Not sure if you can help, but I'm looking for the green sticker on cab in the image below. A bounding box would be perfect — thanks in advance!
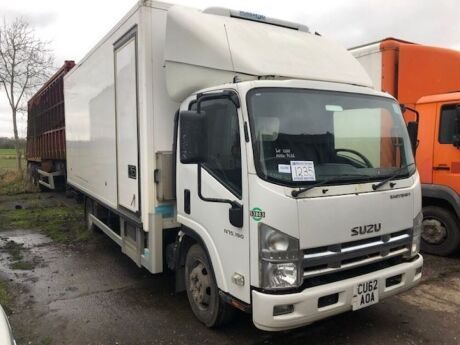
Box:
[250,207,265,221]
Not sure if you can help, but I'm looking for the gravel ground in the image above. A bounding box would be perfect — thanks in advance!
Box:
[0,193,459,345]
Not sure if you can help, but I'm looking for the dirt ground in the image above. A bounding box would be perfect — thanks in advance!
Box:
[1,192,460,345]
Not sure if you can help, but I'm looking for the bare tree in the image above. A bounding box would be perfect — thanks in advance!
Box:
[0,18,54,177]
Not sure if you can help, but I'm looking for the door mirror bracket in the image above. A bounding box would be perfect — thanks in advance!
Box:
[196,165,243,228]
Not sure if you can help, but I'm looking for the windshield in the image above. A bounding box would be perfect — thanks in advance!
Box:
[247,88,415,186]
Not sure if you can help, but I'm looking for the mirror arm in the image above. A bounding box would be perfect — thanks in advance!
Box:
[197,165,241,208]
[402,105,420,123]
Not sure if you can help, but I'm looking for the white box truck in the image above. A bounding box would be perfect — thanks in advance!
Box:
[65,1,423,331]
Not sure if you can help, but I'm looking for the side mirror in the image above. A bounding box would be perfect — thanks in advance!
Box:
[179,110,206,164]
[407,121,418,154]
[401,105,420,156]
[229,203,243,228]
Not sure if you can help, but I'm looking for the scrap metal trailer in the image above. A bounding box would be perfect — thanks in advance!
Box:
[26,60,75,190]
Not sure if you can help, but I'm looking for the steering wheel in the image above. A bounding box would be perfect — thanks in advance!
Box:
[335,148,373,168]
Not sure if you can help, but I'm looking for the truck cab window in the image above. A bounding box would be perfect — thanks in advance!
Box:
[196,98,242,198]
[248,89,414,186]
[439,105,458,144]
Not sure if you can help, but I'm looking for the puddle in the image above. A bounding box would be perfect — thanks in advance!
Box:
[0,229,53,247]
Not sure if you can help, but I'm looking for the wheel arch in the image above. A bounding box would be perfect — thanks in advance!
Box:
[174,225,228,294]
[422,184,460,220]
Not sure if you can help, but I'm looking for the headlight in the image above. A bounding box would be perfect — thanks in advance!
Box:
[410,211,423,257]
[259,224,301,289]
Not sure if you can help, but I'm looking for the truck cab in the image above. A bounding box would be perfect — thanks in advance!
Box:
[175,78,423,330]
[415,92,460,255]
[351,38,460,256]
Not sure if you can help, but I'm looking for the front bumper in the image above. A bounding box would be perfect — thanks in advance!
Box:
[252,254,423,331]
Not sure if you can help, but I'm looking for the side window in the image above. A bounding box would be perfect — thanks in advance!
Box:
[439,105,457,144]
[199,98,242,198]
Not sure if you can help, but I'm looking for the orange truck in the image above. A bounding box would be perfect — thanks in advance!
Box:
[351,38,460,256]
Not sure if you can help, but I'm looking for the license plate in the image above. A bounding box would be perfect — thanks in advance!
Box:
[352,279,379,311]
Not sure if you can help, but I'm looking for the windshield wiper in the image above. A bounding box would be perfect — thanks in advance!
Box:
[371,163,416,191]
[291,174,370,197]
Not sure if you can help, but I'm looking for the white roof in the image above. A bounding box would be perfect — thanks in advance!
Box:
[164,5,373,101]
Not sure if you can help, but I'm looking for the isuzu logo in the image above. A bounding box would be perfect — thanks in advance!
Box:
[351,223,382,236]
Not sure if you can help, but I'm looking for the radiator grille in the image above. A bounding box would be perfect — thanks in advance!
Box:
[302,229,412,279]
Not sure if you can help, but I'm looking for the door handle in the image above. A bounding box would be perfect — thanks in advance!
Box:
[433,165,450,171]
[130,194,136,206]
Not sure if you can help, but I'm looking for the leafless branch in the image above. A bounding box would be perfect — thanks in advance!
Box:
[0,17,54,175]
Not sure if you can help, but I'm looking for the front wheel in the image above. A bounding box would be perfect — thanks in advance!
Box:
[421,206,460,256]
[185,244,234,327]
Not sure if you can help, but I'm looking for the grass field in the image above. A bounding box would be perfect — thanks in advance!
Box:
[0,148,16,156]
[0,148,25,173]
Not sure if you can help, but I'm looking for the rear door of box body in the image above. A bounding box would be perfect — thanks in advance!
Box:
[114,28,140,214]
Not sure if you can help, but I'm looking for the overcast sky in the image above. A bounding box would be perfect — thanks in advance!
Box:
[1,0,460,137]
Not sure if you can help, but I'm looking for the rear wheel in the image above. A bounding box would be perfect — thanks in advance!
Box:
[421,205,460,256]
[185,244,234,327]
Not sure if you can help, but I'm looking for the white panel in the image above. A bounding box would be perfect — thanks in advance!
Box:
[64,32,118,209]
[350,43,382,90]
[297,181,416,249]
[115,39,139,212]
[65,8,141,211]
[164,6,373,102]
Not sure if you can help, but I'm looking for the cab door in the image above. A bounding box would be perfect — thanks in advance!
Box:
[176,93,250,303]
[432,102,460,194]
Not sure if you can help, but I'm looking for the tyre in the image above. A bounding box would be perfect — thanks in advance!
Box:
[85,198,95,232]
[185,244,234,327]
[421,205,460,256]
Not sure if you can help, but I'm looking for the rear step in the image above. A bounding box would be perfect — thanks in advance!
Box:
[88,213,143,268]
[121,220,143,267]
